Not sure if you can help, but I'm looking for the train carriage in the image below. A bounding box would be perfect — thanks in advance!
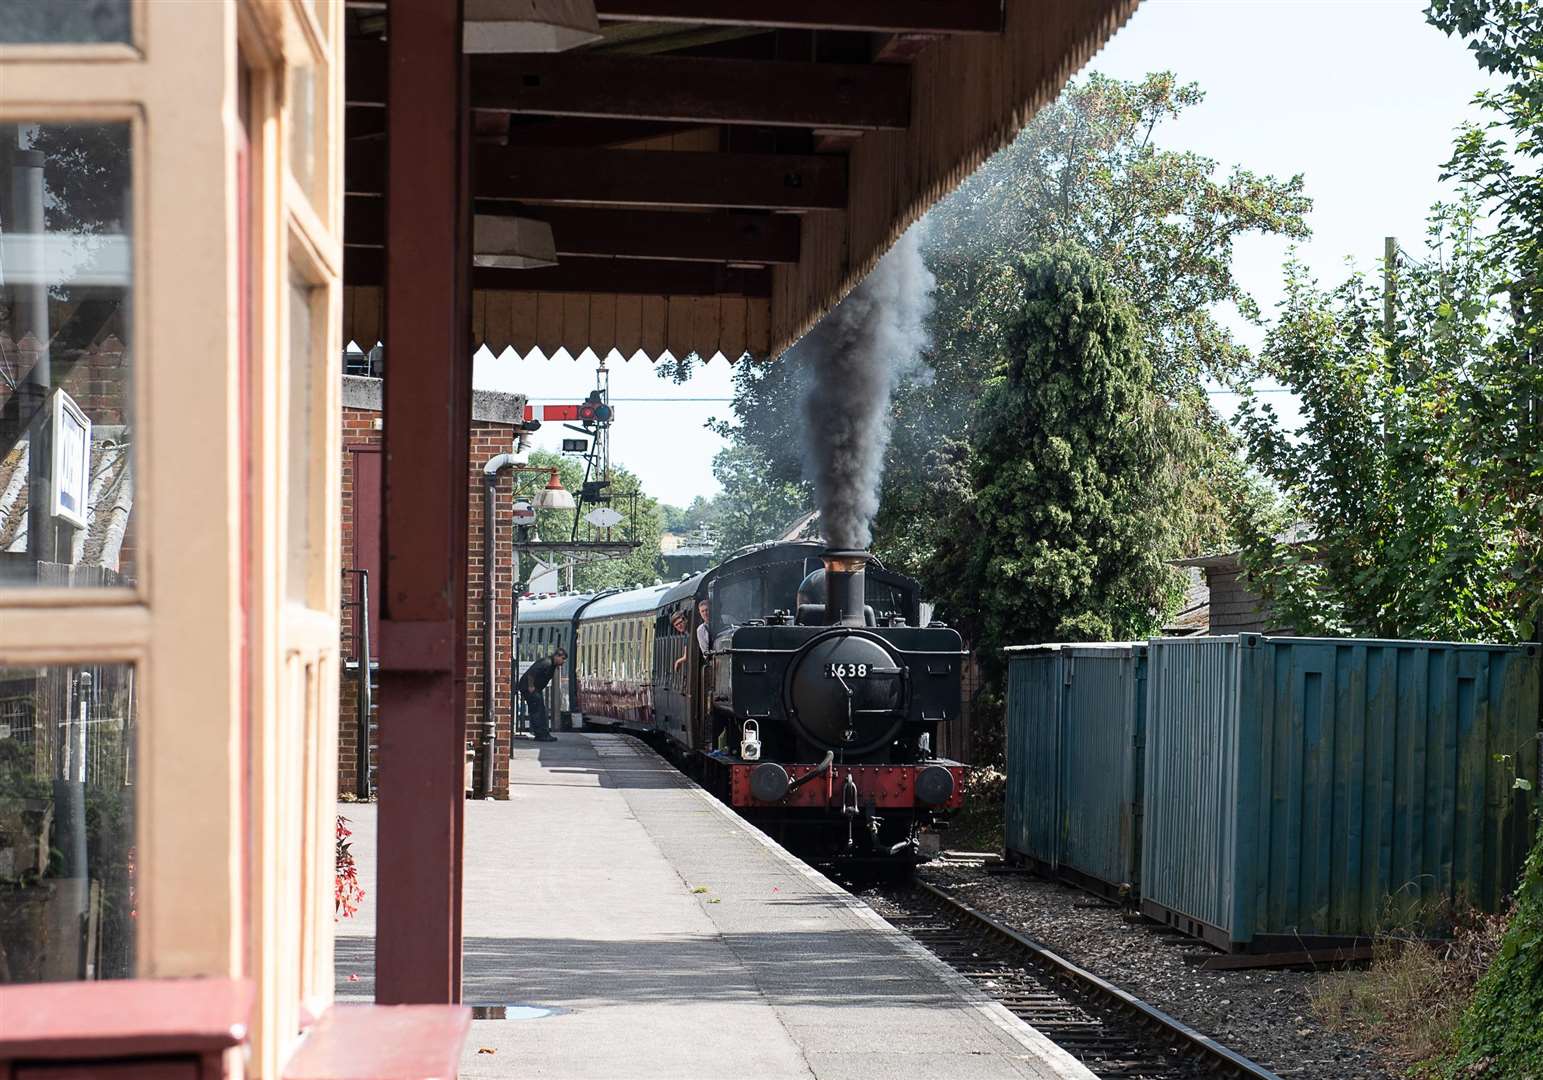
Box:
[573,583,674,731]
[515,592,595,730]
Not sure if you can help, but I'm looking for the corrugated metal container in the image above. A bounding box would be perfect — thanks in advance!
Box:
[1141,634,1541,950]
[1005,644,1147,897]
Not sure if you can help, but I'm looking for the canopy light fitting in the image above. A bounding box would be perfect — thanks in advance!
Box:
[473,214,558,270]
[463,0,601,54]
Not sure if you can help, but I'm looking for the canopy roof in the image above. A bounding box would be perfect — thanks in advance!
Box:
[342,0,1140,362]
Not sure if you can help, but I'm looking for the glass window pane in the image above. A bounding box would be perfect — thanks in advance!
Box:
[0,122,135,590]
[0,0,130,45]
[287,276,317,602]
[0,662,136,983]
[287,60,329,213]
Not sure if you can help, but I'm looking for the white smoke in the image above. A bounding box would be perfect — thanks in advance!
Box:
[795,224,935,549]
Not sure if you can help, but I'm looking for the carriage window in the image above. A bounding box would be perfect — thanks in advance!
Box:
[763,559,817,613]
[713,574,762,631]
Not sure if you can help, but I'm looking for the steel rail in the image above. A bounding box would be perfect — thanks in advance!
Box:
[902,881,1284,1080]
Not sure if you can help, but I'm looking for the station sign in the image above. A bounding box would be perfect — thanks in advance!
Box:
[51,388,91,528]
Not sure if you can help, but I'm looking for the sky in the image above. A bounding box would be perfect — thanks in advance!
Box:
[473,0,1498,509]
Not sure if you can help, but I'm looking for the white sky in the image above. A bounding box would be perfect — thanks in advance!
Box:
[473,0,1497,508]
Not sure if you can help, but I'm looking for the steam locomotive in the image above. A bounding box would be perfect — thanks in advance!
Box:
[516,540,967,873]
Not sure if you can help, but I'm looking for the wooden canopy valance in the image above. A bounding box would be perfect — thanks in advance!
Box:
[343,286,768,361]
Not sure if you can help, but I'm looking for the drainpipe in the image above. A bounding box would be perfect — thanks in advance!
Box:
[481,452,518,798]
[13,149,53,563]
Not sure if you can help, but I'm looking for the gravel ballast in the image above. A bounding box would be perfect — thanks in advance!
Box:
[868,861,1397,1080]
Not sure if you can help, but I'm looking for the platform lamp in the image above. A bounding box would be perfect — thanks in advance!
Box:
[464,0,601,53]
[532,466,576,510]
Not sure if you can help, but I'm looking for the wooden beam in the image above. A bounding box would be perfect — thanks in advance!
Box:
[347,109,706,150]
[478,145,846,210]
[346,247,772,296]
[348,43,910,130]
[346,142,846,210]
[470,54,909,129]
[346,197,800,264]
[593,0,1005,34]
[342,0,1004,33]
[502,117,705,149]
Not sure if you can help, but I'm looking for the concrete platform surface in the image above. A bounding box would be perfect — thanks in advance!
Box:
[336,733,1093,1080]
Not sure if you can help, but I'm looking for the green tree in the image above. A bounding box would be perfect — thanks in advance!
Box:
[924,73,1310,395]
[697,73,1310,585]
[659,494,718,536]
[1234,205,1526,641]
[943,245,1186,683]
[1427,0,1542,638]
[703,443,807,558]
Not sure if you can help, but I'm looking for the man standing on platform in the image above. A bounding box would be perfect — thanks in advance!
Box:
[518,648,565,744]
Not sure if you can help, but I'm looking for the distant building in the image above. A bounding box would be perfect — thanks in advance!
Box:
[661,526,716,578]
[1168,533,1312,635]
[1167,552,1276,634]
[777,509,822,543]
[1161,565,1212,636]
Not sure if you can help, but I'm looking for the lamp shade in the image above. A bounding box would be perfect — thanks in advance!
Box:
[473,214,558,270]
[464,0,602,54]
[534,471,576,510]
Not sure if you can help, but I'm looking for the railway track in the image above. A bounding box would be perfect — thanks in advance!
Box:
[878,881,1282,1080]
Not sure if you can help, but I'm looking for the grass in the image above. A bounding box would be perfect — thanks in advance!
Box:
[1309,907,1508,1075]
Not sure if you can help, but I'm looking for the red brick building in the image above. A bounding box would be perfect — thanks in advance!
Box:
[338,376,528,800]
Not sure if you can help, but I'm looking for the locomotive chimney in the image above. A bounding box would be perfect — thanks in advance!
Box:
[821,549,870,627]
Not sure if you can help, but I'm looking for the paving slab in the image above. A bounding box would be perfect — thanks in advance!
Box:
[336,733,1093,1080]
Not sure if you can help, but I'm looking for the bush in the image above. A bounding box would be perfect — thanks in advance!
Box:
[947,765,1007,854]
[1440,822,1543,1078]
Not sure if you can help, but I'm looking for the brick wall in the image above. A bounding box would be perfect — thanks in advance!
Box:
[337,406,381,798]
[337,394,523,800]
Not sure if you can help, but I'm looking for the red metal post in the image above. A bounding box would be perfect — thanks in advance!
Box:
[376,0,471,1003]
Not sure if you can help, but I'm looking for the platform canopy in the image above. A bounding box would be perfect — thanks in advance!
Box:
[341,0,1140,362]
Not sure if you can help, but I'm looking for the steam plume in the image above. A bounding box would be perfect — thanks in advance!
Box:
[795,224,935,549]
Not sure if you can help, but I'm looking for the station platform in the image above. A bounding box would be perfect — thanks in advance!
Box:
[335,733,1092,1080]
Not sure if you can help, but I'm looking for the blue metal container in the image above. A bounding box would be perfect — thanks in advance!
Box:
[1005,644,1147,897]
[1141,634,1541,950]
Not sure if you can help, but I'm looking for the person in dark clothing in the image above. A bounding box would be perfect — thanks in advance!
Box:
[519,648,566,743]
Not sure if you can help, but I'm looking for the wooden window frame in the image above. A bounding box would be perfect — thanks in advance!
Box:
[0,1,343,1076]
